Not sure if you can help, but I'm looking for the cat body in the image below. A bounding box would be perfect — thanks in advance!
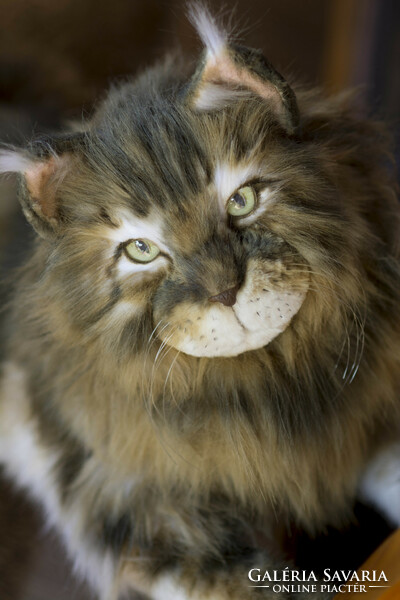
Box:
[0,7,400,599]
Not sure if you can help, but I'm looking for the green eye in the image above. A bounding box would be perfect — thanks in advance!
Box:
[227,185,256,217]
[124,239,160,263]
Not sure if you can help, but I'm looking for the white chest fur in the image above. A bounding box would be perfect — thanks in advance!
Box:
[0,361,116,599]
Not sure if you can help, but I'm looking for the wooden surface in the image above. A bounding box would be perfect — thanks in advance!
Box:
[335,529,400,599]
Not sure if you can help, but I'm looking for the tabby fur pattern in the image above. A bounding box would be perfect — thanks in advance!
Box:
[0,5,399,600]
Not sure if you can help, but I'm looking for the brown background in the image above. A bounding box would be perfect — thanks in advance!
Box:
[0,0,398,121]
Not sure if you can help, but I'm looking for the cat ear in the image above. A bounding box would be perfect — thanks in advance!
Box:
[186,4,299,134]
[0,141,74,238]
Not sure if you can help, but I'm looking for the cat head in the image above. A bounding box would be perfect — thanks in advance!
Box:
[0,5,392,365]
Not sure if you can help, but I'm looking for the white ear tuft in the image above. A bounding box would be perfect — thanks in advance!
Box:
[0,150,33,174]
[188,3,227,59]
[186,5,299,132]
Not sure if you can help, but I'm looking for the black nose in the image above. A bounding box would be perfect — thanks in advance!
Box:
[209,285,239,307]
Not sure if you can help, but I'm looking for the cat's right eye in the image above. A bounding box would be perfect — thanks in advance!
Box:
[124,239,160,263]
[227,186,256,217]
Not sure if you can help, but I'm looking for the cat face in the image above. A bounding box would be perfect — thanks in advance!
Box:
[96,117,310,358]
[1,21,352,362]
[31,95,324,361]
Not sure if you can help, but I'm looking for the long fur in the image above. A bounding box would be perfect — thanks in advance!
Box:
[0,7,399,600]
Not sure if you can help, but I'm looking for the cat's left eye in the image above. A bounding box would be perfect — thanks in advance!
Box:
[227,186,256,217]
[124,239,160,263]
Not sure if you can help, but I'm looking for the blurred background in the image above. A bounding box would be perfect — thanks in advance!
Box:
[0,0,399,598]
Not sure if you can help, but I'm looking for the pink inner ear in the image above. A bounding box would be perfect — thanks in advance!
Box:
[198,51,284,118]
[25,157,59,220]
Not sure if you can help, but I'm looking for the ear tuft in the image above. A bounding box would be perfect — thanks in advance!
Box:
[0,150,33,176]
[0,148,70,238]
[187,2,227,59]
[186,5,299,134]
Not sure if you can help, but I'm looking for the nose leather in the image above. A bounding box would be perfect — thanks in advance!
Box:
[209,285,239,307]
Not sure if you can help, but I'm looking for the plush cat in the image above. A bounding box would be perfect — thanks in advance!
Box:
[0,5,399,599]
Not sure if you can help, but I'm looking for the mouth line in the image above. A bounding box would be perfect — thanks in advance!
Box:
[232,306,248,332]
